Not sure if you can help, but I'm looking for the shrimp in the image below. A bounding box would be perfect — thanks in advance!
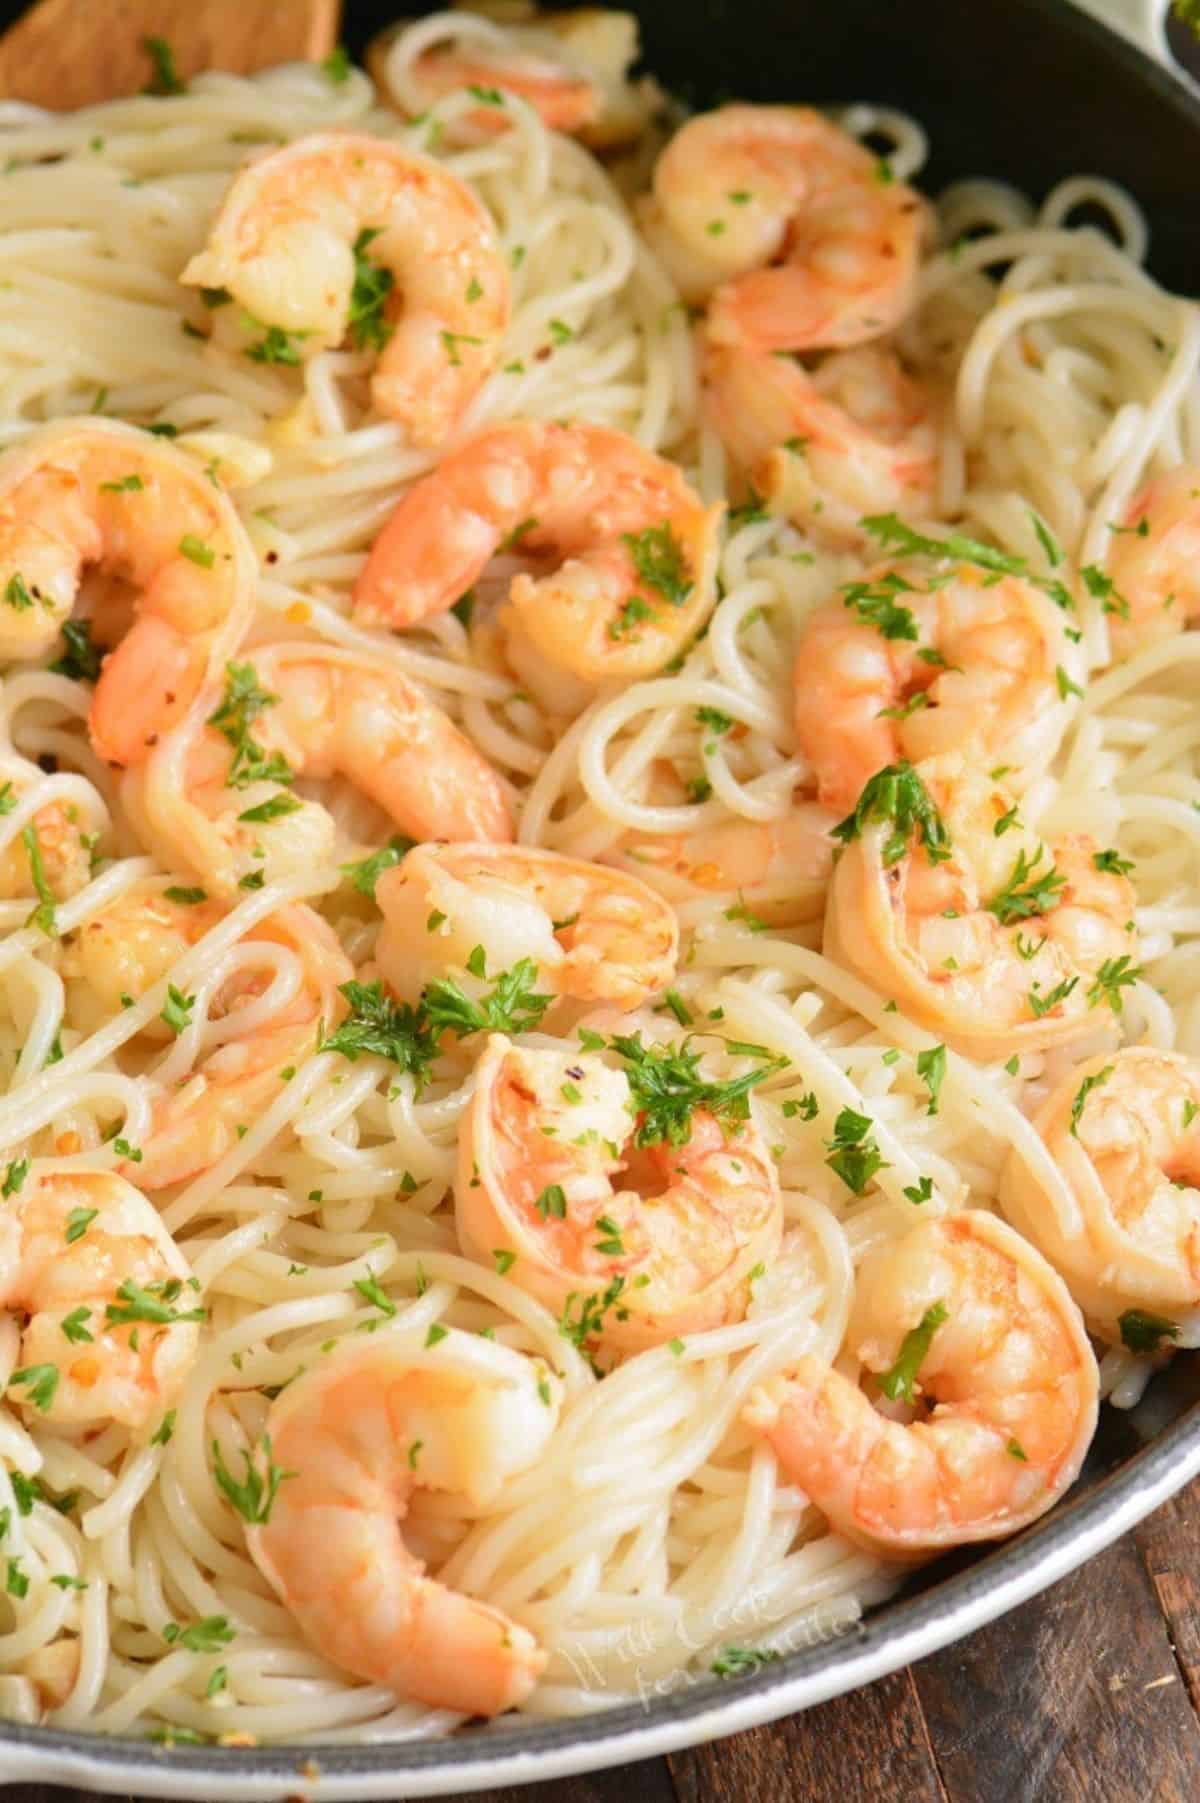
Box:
[1001,1048,1200,1346]
[375,842,677,1013]
[352,420,723,684]
[824,753,1139,1059]
[0,1166,200,1434]
[744,1210,1097,1556]
[1105,465,1200,655]
[793,557,1078,814]
[370,9,649,149]
[122,643,512,896]
[643,106,930,351]
[0,796,91,906]
[612,803,836,927]
[69,886,352,1187]
[245,1329,559,1716]
[458,1033,782,1357]
[181,133,510,447]
[702,339,940,547]
[0,419,255,766]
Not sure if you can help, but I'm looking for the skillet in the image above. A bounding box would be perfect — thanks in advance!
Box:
[0,0,1198,1792]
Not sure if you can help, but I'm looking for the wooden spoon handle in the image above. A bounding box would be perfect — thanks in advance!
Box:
[0,0,343,110]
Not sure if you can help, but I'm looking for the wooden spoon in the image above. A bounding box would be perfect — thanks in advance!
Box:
[0,0,342,110]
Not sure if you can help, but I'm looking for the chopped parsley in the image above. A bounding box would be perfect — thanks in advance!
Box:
[609,595,654,640]
[161,985,195,1035]
[64,1205,96,1242]
[916,1044,947,1115]
[621,522,692,605]
[321,44,351,82]
[423,958,553,1039]
[1069,1064,1113,1136]
[841,568,919,641]
[986,848,1065,925]
[105,1279,206,1328]
[879,1301,948,1403]
[22,825,58,937]
[207,663,292,791]
[237,794,301,824]
[50,619,103,682]
[211,1434,293,1524]
[711,1646,781,1679]
[1118,1310,1180,1354]
[179,534,214,569]
[246,324,303,366]
[353,1274,396,1319]
[340,835,414,900]
[559,1276,628,1352]
[142,34,185,95]
[9,1365,59,1411]
[1093,848,1134,877]
[1087,954,1142,1014]
[825,1106,888,1195]
[3,573,36,612]
[609,1030,780,1149]
[321,980,439,1084]
[832,761,951,869]
[535,1184,567,1220]
[348,227,395,353]
[2,1157,28,1198]
[1028,975,1079,1019]
[162,1615,234,1654]
[440,329,484,367]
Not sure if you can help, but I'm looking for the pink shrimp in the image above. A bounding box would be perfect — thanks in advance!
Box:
[645,105,930,352]
[181,133,510,446]
[745,1211,1098,1556]
[353,420,722,684]
[122,643,512,895]
[0,419,255,766]
[703,338,940,546]
[245,1330,559,1715]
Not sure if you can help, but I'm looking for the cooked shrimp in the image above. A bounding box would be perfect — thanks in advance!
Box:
[181,133,510,446]
[1002,1048,1200,1345]
[372,24,596,136]
[824,753,1139,1059]
[353,420,722,684]
[70,887,352,1188]
[612,802,836,927]
[0,420,255,766]
[1105,464,1200,655]
[703,339,940,547]
[123,643,512,895]
[744,1210,1097,1556]
[644,106,929,351]
[458,1033,782,1356]
[0,795,91,905]
[0,1166,200,1433]
[375,842,677,1012]
[371,9,647,148]
[245,1329,559,1716]
[794,558,1078,814]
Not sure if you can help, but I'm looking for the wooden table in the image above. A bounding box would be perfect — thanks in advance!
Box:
[5,1473,1199,1803]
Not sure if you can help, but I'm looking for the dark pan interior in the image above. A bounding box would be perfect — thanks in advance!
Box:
[0,0,1198,1788]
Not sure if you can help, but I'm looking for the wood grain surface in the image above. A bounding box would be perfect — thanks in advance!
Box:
[0,0,339,109]
[5,1474,1199,1802]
